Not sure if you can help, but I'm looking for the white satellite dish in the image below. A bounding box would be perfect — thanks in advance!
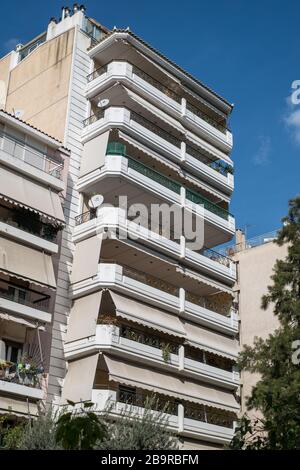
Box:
[97,98,110,108]
[88,194,104,209]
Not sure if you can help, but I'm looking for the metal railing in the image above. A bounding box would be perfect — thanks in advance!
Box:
[132,65,181,103]
[85,59,228,133]
[0,132,63,179]
[185,290,233,317]
[87,64,108,82]
[199,246,232,268]
[75,209,97,226]
[130,111,181,148]
[0,279,50,312]
[118,389,234,428]
[185,187,230,220]
[83,109,105,127]
[107,141,230,221]
[120,325,179,355]
[0,360,43,389]
[186,143,233,176]
[186,101,227,134]
[122,265,180,296]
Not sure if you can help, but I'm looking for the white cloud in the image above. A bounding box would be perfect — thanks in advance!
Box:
[283,88,300,144]
[253,136,271,166]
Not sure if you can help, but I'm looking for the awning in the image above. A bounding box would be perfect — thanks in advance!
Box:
[80,131,110,177]
[66,291,103,342]
[0,166,65,223]
[0,236,56,288]
[107,290,185,338]
[0,312,45,330]
[103,354,239,412]
[184,321,238,360]
[176,265,233,295]
[134,49,182,85]
[117,130,180,173]
[124,86,185,134]
[186,132,233,166]
[117,133,228,203]
[71,235,103,284]
[62,353,99,403]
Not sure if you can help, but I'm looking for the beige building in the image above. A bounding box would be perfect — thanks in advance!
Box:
[0,109,69,416]
[233,229,287,416]
[0,5,239,448]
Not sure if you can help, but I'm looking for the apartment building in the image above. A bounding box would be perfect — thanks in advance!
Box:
[0,5,239,448]
[0,109,69,416]
[233,230,287,417]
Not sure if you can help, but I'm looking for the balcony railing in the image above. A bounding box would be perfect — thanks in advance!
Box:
[0,279,50,312]
[83,109,105,127]
[0,360,43,389]
[118,389,234,428]
[0,203,61,242]
[75,209,97,226]
[87,64,108,82]
[86,60,228,134]
[199,247,231,269]
[0,132,63,179]
[186,143,233,176]
[185,291,233,318]
[122,265,180,296]
[130,111,181,148]
[132,65,181,104]
[107,142,231,220]
[186,101,227,134]
[120,325,179,355]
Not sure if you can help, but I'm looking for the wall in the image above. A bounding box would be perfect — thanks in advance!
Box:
[5,29,74,141]
[0,52,13,109]
[235,241,287,416]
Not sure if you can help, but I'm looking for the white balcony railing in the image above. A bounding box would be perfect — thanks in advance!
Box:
[91,389,235,445]
[65,324,239,389]
[73,206,236,285]
[81,105,233,195]
[71,263,238,336]
[85,61,233,154]
[77,151,235,240]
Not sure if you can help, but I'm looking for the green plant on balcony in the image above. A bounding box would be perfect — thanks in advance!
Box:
[161,343,172,363]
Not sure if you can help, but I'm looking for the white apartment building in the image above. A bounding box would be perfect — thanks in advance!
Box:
[0,5,239,449]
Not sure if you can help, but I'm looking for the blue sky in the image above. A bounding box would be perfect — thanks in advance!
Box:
[1,0,299,239]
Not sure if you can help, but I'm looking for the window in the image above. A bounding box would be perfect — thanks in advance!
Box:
[4,340,23,364]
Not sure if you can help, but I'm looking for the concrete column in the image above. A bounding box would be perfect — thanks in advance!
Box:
[0,340,6,360]
[178,403,184,433]
[181,97,187,116]
[179,287,185,313]
[180,141,186,162]
[180,186,186,207]
[180,235,185,259]
[178,344,184,371]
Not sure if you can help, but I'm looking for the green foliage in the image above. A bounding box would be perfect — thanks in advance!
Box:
[97,396,179,450]
[55,401,107,450]
[231,197,300,450]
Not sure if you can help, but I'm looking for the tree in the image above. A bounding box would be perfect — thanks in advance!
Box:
[230,196,300,450]
[55,401,107,450]
[97,397,179,450]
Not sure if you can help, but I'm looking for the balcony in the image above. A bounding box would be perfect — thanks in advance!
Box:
[71,263,238,336]
[77,150,235,245]
[0,278,52,323]
[91,388,235,444]
[0,202,60,253]
[85,61,233,153]
[0,131,64,191]
[73,206,236,285]
[81,106,233,195]
[65,323,239,389]
[0,359,44,400]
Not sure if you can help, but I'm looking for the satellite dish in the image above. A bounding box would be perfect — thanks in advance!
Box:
[97,98,110,108]
[88,194,104,209]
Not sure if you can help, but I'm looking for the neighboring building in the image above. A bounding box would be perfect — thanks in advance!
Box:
[0,5,239,448]
[0,109,69,417]
[233,229,288,417]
